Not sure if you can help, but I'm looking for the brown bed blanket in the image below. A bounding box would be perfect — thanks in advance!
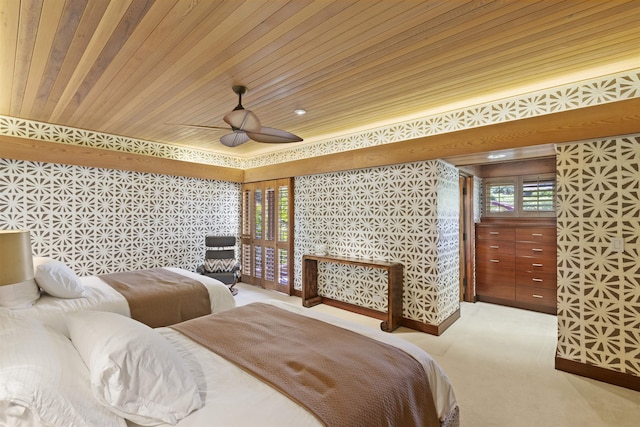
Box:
[99,268,211,328]
[171,302,440,427]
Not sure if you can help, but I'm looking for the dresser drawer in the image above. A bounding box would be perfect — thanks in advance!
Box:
[516,256,556,275]
[516,242,557,258]
[476,226,515,242]
[515,270,556,289]
[476,241,515,259]
[476,257,515,300]
[516,286,556,308]
[515,227,556,243]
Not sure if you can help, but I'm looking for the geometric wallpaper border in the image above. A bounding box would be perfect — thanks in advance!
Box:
[1,69,639,169]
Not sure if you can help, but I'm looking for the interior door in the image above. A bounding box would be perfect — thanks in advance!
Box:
[241,178,293,294]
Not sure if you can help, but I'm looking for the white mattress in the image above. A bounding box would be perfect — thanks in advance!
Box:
[130,299,458,427]
[0,267,236,336]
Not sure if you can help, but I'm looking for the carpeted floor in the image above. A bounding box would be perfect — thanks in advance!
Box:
[233,282,640,427]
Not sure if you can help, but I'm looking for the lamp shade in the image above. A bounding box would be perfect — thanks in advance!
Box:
[0,230,34,286]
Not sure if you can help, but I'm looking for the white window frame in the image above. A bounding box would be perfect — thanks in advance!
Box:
[483,173,556,218]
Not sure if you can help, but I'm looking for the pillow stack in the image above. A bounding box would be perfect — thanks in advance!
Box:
[0,319,125,426]
[66,311,204,425]
[33,257,85,298]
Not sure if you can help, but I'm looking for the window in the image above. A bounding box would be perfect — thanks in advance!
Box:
[486,180,516,213]
[484,174,555,217]
[521,176,555,212]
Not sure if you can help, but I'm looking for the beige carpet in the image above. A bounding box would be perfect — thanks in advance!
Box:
[233,283,640,427]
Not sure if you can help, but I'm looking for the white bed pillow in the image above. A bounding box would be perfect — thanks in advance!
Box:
[0,278,40,309]
[67,311,203,426]
[34,258,85,298]
[0,318,125,427]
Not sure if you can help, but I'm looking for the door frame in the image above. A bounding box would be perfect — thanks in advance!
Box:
[459,174,476,302]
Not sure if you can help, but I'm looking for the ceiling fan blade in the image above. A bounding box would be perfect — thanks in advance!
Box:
[166,123,229,131]
[223,109,261,132]
[220,131,250,147]
[247,126,303,143]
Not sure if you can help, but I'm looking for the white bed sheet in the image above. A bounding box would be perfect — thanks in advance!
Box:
[131,299,458,427]
[0,267,236,336]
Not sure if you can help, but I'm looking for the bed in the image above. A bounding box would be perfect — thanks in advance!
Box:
[0,263,236,336]
[0,299,459,427]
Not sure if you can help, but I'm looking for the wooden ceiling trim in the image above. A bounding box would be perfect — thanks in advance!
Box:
[56,0,159,123]
[0,0,20,113]
[170,1,396,126]
[62,0,177,125]
[300,20,640,134]
[246,4,598,132]
[315,2,616,98]
[29,0,88,119]
[238,2,451,96]
[98,1,290,133]
[10,0,43,116]
[119,0,329,134]
[249,2,502,109]
[38,0,111,120]
[243,97,640,182]
[162,3,412,135]
[139,1,480,135]
[71,0,229,128]
[21,0,67,116]
[0,134,243,183]
[114,0,367,135]
[49,0,135,122]
[413,32,640,102]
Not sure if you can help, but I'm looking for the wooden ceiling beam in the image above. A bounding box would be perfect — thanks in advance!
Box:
[0,135,243,183]
[243,97,640,182]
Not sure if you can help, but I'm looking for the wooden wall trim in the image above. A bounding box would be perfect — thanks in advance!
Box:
[479,157,556,178]
[402,309,461,336]
[244,97,640,182]
[319,296,460,336]
[0,135,244,182]
[3,97,639,183]
[555,357,640,392]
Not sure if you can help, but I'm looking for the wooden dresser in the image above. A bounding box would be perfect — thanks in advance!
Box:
[475,221,557,314]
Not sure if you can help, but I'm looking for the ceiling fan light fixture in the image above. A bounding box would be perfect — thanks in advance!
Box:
[223,109,261,132]
[246,126,303,143]
[220,131,250,147]
[171,84,302,147]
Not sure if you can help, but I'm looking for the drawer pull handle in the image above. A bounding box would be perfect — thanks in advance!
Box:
[489,231,499,235]
[532,233,543,237]
[532,248,543,252]
[532,263,543,267]
[490,259,499,263]
[532,294,543,299]
[490,245,499,249]
[532,278,543,282]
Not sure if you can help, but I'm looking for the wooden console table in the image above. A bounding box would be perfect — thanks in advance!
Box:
[302,254,403,332]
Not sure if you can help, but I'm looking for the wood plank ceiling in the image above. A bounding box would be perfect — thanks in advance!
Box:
[2,0,640,158]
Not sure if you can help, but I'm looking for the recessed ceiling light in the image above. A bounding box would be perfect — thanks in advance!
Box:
[294,109,306,115]
[487,154,506,160]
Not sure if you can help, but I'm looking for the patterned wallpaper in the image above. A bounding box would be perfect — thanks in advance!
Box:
[0,158,240,276]
[1,69,639,169]
[556,135,640,377]
[293,160,460,325]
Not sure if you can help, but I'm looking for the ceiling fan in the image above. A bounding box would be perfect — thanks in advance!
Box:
[173,85,303,147]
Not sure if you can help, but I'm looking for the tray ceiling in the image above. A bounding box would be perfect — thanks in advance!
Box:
[2,0,640,159]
